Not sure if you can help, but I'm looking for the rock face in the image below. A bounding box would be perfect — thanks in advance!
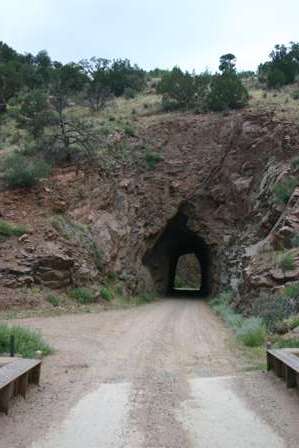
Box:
[72,111,299,300]
[1,110,299,307]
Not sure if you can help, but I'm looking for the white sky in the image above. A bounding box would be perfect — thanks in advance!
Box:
[0,0,298,72]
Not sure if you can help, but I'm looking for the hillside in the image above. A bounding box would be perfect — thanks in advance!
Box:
[0,85,299,329]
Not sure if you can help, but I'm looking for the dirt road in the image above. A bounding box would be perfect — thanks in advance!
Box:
[0,299,298,447]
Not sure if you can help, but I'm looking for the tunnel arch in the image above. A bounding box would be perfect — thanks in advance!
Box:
[143,211,211,297]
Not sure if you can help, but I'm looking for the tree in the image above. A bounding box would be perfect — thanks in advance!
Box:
[258,42,299,88]
[207,54,249,111]
[108,59,146,96]
[219,53,237,74]
[0,60,24,111]
[157,67,197,109]
[80,57,112,111]
[207,73,249,111]
[15,89,53,138]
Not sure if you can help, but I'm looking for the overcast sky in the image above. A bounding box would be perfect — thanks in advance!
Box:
[0,0,298,72]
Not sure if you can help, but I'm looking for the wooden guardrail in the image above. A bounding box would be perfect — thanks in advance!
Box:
[267,348,299,389]
[0,358,41,414]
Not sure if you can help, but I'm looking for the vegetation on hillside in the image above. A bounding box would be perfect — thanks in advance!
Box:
[1,40,299,189]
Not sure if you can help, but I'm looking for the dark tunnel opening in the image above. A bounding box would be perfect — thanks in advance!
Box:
[143,211,211,297]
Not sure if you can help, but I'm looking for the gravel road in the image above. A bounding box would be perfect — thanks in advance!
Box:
[0,299,298,447]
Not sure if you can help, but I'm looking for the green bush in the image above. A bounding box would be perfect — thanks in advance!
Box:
[144,151,164,170]
[236,318,266,347]
[273,177,297,204]
[70,287,96,304]
[0,219,27,239]
[2,152,51,188]
[100,286,113,301]
[47,294,60,307]
[0,324,52,358]
[278,251,295,272]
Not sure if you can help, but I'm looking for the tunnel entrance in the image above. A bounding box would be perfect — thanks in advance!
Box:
[143,211,211,297]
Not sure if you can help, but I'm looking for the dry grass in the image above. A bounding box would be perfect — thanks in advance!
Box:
[249,82,299,123]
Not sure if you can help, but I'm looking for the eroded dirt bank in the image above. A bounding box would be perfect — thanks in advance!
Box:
[0,300,298,447]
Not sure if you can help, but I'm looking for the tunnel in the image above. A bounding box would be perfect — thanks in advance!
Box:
[143,211,211,297]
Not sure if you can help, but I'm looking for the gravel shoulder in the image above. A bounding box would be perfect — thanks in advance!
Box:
[0,299,298,447]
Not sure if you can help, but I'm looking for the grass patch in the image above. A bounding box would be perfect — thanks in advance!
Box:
[135,292,156,304]
[69,287,96,304]
[0,324,53,358]
[278,251,295,272]
[123,124,135,137]
[144,150,164,170]
[284,282,299,298]
[273,177,297,204]
[210,291,266,347]
[0,219,27,240]
[210,291,243,329]
[236,317,266,347]
[272,337,299,349]
[47,294,61,307]
[100,286,114,301]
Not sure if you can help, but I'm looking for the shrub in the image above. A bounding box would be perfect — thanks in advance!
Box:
[161,96,180,111]
[144,151,164,170]
[0,219,27,239]
[47,294,60,307]
[278,251,295,272]
[273,177,297,204]
[70,287,96,304]
[2,152,51,188]
[100,286,113,301]
[123,87,136,99]
[236,318,266,347]
[0,324,52,358]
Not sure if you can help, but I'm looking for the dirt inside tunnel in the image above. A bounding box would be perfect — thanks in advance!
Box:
[143,211,212,297]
